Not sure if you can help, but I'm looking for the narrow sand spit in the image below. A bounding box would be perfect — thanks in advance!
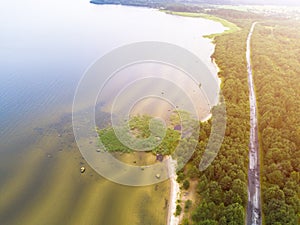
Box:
[166,156,181,225]
[166,43,221,225]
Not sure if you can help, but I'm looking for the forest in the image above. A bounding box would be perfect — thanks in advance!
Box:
[251,20,300,224]
[177,9,299,225]
[180,10,253,225]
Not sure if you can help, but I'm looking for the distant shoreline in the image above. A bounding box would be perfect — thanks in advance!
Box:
[90,0,300,8]
[90,0,163,8]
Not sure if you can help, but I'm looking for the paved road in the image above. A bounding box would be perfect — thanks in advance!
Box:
[246,22,262,225]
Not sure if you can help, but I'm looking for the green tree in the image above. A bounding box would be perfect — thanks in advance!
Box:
[183,180,190,190]
[184,200,192,212]
[175,204,182,216]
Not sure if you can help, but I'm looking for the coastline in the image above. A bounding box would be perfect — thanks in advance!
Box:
[211,53,222,86]
[166,48,222,225]
[166,157,180,225]
[162,10,240,39]
[165,17,230,225]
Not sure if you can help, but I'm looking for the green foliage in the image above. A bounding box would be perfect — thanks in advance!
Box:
[191,201,218,222]
[183,180,190,190]
[187,165,200,179]
[188,9,253,225]
[182,218,190,225]
[175,204,182,216]
[184,200,192,212]
[222,203,245,224]
[251,20,300,224]
[196,220,218,225]
[189,10,300,225]
[98,114,180,155]
[177,172,185,183]
[98,126,132,153]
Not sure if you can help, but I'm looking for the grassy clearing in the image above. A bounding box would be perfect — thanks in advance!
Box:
[162,10,240,39]
[98,115,181,155]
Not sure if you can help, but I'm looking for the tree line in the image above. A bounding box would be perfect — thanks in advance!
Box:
[180,10,256,225]
[251,20,300,225]
[185,10,299,225]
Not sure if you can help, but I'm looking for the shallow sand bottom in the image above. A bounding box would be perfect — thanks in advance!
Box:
[0,124,170,225]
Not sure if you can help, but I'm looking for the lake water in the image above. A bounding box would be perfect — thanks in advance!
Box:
[0,1,226,224]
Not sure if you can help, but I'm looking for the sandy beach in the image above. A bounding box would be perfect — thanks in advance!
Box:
[166,157,181,225]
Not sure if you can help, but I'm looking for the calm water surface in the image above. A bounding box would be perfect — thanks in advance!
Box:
[0,1,225,224]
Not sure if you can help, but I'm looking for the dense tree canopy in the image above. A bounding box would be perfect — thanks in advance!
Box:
[184,9,254,225]
[183,9,299,225]
[251,20,300,225]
